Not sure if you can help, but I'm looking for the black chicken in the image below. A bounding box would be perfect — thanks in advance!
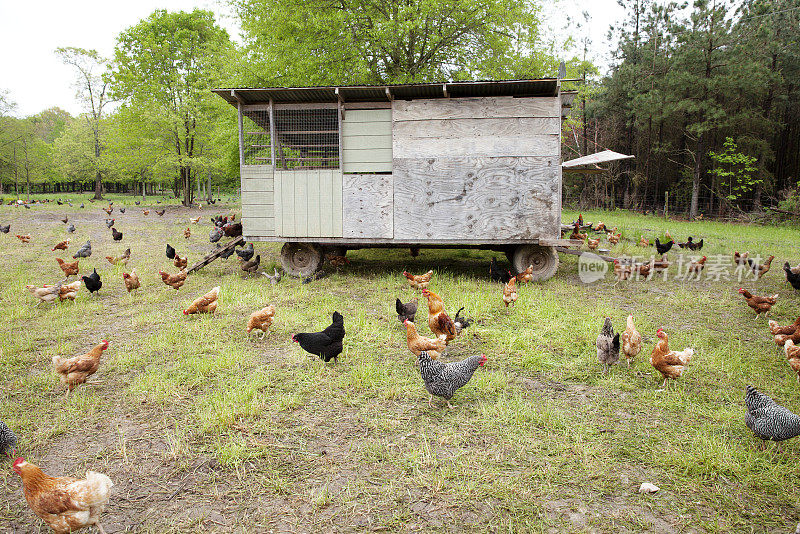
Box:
[111,227,123,241]
[396,298,418,323]
[166,244,176,260]
[489,257,512,284]
[654,238,674,256]
[236,242,254,262]
[292,311,345,363]
[784,263,800,291]
[82,268,102,296]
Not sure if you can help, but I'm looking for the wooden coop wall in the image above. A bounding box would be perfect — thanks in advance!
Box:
[241,164,275,237]
[391,96,562,241]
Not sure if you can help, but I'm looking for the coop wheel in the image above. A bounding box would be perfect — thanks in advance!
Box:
[280,242,323,277]
[512,245,559,282]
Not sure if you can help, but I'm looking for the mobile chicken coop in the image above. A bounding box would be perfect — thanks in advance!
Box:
[213,79,575,281]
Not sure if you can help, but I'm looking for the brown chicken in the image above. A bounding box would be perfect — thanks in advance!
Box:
[404,319,446,359]
[52,340,109,396]
[688,256,707,274]
[502,276,518,307]
[12,458,114,534]
[739,288,778,319]
[422,289,457,343]
[58,280,81,302]
[56,258,79,277]
[515,265,533,284]
[769,317,800,336]
[173,255,188,269]
[621,315,642,367]
[247,304,276,338]
[183,286,220,315]
[403,270,433,290]
[16,234,31,243]
[122,269,140,292]
[183,227,191,239]
[586,237,600,250]
[159,269,187,290]
[784,340,800,382]
[51,239,70,251]
[650,328,694,387]
[749,255,775,280]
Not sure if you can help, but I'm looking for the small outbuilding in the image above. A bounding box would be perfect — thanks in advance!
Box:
[213,79,575,280]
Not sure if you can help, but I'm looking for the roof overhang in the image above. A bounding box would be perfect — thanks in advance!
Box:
[214,79,560,107]
[562,150,634,172]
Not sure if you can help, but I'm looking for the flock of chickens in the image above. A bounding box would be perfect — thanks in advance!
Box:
[4,204,800,532]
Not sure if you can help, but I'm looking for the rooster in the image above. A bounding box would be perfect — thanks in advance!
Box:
[596,318,620,372]
[422,289,457,342]
[52,340,109,396]
[502,276,518,307]
[404,320,447,360]
[744,385,800,445]
[739,288,778,319]
[650,329,694,387]
[247,305,276,339]
[183,286,220,315]
[621,315,642,367]
[403,270,433,290]
[417,351,486,408]
[12,458,114,534]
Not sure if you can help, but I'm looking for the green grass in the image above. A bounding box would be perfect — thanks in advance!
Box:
[1,199,800,531]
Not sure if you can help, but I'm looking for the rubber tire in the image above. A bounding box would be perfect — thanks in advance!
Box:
[512,245,559,282]
[280,242,323,277]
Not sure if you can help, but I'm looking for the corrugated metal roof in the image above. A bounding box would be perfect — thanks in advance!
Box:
[213,79,559,106]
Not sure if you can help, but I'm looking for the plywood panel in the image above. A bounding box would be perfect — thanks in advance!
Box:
[392,156,560,241]
[392,97,559,121]
[394,135,559,159]
[392,117,560,139]
[343,174,393,238]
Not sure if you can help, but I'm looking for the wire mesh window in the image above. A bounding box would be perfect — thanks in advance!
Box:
[242,111,272,166]
[273,108,339,170]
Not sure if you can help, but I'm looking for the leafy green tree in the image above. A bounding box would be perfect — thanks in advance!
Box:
[56,47,112,199]
[112,9,235,206]
[229,0,551,86]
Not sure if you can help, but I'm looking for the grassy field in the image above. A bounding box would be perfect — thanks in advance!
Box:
[1,197,800,533]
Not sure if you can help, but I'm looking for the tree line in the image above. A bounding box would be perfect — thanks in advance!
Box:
[569,0,800,218]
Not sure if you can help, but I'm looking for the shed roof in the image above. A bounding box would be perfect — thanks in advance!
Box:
[213,79,559,106]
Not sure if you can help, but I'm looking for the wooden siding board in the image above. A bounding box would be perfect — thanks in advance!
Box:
[392,96,560,121]
[393,135,559,159]
[342,174,393,238]
[392,156,560,241]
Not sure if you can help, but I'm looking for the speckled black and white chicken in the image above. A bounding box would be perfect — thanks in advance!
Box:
[596,317,620,372]
[0,419,17,457]
[745,385,800,444]
[417,351,486,408]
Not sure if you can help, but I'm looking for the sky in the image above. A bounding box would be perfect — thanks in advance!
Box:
[0,0,625,118]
